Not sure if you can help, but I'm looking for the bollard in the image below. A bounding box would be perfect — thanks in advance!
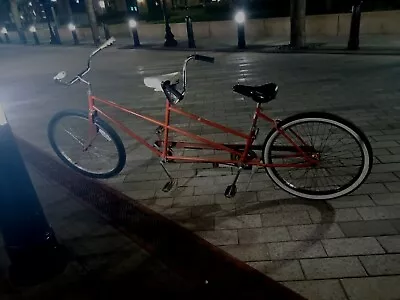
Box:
[68,23,79,45]
[347,0,362,50]
[185,16,196,48]
[128,19,141,47]
[1,28,11,43]
[235,10,246,49]
[29,26,40,45]
[0,105,69,286]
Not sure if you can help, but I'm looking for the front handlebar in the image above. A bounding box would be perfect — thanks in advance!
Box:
[54,37,116,86]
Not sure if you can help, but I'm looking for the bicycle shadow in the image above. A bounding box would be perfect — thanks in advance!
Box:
[179,195,336,277]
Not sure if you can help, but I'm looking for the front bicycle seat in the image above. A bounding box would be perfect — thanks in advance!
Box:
[233,83,278,103]
[144,72,180,92]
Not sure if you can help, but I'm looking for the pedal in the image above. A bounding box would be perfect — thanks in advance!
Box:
[162,179,176,192]
[224,184,237,198]
[155,125,164,135]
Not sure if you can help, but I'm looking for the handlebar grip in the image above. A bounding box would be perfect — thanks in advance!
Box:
[194,54,215,63]
[162,81,184,103]
[99,37,116,50]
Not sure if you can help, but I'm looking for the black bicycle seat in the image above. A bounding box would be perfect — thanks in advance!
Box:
[233,83,278,103]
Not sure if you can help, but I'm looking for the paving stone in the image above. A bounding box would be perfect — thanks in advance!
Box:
[191,204,235,218]
[220,243,270,262]
[279,199,329,212]
[196,229,238,246]
[124,171,162,182]
[248,260,304,281]
[309,208,362,223]
[366,172,399,183]
[360,254,400,276]
[322,237,385,256]
[261,211,312,227]
[257,190,293,201]
[300,256,366,279]
[386,182,400,192]
[373,163,400,173]
[327,195,374,208]
[389,147,400,154]
[173,195,215,207]
[162,207,192,220]
[342,276,400,300]
[178,217,214,231]
[352,183,389,194]
[377,235,400,253]
[288,224,344,240]
[268,241,327,260]
[339,220,398,237]
[238,227,291,244]
[283,279,347,300]
[371,193,400,205]
[215,214,262,229]
[123,189,156,200]
[357,206,400,220]
[378,154,400,163]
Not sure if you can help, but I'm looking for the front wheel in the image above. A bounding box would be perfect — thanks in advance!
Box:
[262,112,373,200]
[48,110,126,179]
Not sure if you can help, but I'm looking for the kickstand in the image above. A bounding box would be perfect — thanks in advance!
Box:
[245,166,258,192]
[160,161,176,192]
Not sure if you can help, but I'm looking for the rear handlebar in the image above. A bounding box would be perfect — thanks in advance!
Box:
[162,54,215,104]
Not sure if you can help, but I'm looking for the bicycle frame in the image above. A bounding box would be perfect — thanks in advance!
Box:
[88,94,316,168]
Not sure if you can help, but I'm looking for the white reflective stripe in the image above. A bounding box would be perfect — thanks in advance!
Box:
[0,104,7,126]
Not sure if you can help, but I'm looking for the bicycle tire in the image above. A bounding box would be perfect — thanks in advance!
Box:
[262,112,373,200]
[48,109,126,179]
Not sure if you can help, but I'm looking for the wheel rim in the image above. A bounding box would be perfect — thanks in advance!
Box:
[52,115,121,175]
[266,118,369,197]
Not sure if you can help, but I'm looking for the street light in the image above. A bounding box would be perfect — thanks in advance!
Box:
[68,23,79,45]
[29,25,40,45]
[235,10,246,49]
[128,19,140,47]
[161,0,177,47]
[99,0,111,39]
[1,27,10,43]
[42,0,61,44]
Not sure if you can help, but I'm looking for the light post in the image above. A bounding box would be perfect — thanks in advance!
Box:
[41,0,61,44]
[99,0,111,39]
[68,23,79,45]
[348,0,362,50]
[161,0,177,47]
[50,0,62,43]
[128,19,140,47]
[235,10,246,49]
[29,25,40,45]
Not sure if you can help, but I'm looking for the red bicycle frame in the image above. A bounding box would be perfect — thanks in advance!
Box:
[88,94,315,168]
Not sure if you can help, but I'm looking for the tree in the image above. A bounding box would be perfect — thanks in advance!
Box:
[290,0,306,48]
[9,0,26,43]
[85,0,100,45]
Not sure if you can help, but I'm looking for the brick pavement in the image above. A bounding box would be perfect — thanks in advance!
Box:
[1,44,400,299]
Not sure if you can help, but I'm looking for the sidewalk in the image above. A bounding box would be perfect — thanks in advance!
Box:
[111,35,400,55]
[0,138,304,300]
[3,32,400,55]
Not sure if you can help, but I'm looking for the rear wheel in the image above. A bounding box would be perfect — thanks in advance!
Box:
[48,110,126,179]
[262,112,373,200]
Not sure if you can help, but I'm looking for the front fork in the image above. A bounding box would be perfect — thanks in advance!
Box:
[84,95,98,151]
